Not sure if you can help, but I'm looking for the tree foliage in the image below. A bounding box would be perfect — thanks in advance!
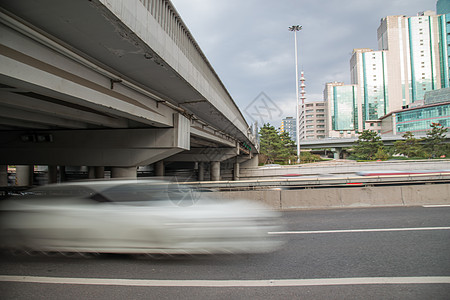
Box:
[259,123,296,164]
[394,131,426,158]
[421,122,448,158]
[353,130,385,160]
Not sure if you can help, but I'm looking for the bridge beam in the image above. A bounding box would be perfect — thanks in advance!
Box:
[165,147,239,163]
[0,114,190,167]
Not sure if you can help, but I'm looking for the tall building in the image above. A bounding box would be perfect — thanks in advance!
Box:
[326,7,450,137]
[350,48,389,131]
[377,11,444,106]
[324,82,359,138]
[438,10,450,88]
[303,100,327,140]
[280,117,297,143]
[437,0,450,15]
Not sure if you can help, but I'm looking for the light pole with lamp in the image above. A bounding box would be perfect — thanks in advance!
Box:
[288,25,302,163]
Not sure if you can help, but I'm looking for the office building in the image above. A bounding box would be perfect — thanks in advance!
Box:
[327,7,449,137]
[380,87,450,135]
[280,117,297,143]
[324,82,360,138]
[377,11,444,107]
[302,100,327,140]
[350,48,389,131]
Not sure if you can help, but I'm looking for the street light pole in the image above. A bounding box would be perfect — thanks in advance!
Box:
[289,25,302,163]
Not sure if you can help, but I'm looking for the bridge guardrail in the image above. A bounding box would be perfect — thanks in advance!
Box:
[183,173,450,191]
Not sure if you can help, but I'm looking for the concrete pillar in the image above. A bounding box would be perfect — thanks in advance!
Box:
[155,160,164,177]
[332,148,342,159]
[240,155,259,168]
[210,161,220,181]
[15,165,33,186]
[88,166,105,179]
[0,165,7,187]
[48,165,58,184]
[233,162,240,181]
[111,167,137,178]
[60,166,67,182]
[198,162,204,181]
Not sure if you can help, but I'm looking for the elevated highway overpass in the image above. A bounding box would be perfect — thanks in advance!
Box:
[0,0,257,184]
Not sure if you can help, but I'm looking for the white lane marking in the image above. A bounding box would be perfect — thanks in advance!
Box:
[268,227,450,235]
[0,275,449,287]
[423,205,450,208]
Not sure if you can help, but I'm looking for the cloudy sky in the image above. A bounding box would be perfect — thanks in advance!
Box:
[171,0,438,128]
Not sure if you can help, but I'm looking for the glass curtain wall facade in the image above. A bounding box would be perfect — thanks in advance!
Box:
[438,13,450,88]
[396,103,450,133]
[361,51,389,123]
[408,15,438,101]
[378,13,442,106]
[332,85,357,131]
[350,49,388,130]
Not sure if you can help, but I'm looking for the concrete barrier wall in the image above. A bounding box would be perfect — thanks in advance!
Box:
[209,183,450,210]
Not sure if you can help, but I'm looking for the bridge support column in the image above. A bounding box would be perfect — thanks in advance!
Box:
[198,162,205,181]
[155,161,165,177]
[88,167,105,179]
[0,165,7,187]
[60,166,67,182]
[48,165,58,184]
[15,165,33,186]
[240,155,259,168]
[331,148,342,159]
[233,162,240,181]
[111,167,137,178]
[210,161,220,181]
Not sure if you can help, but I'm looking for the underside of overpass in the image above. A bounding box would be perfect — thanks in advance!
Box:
[0,0,257,184]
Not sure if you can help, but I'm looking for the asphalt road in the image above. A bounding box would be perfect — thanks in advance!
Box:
[1,206,450,299]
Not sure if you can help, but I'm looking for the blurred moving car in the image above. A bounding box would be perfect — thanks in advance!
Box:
[0,180,283,255]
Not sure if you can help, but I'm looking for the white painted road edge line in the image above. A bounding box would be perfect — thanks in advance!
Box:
[0,275,449,287]
[268,227,450,235]
[423,205,450,208]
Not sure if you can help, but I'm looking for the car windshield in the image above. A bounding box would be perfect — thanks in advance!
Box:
[94,182,200,206]
[4,182,200,207]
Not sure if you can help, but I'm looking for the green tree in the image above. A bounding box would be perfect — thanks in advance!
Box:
[300,151,322,163]
[394,131,426,158]
[421,122,448,158]
[259,123,282,164]
[353,130,384,160]
[279,131,297,163]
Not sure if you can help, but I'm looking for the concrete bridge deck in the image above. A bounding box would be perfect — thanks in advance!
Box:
[0,0,257,184]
